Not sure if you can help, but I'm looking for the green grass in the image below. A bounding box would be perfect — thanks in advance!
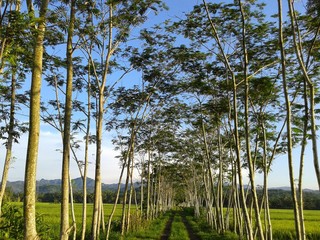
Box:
[269,209,320,239]
[183,213,238,240]
[5,203,320,239]
[124,212,171,240]
[169,215,189,240]
[9,202,126,239]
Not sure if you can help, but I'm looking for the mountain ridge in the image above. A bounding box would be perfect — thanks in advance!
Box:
[5,177,128,194]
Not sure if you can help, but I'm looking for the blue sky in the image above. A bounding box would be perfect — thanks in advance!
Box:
[0,0,318,190]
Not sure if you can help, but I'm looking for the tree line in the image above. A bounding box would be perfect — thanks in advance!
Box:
[4,187,320,210]
[0,0,320,239]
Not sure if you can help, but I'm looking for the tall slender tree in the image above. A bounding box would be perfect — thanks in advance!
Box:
[278,0,302,239]
[60,0,76,239]
[24,0,49,239]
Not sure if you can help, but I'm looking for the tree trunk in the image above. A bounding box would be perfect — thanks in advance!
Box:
[287,0,320,191]
[238,1,265,239]
[69,176,77,240]
[202,1,254,238]
[105,160,126,240]
[278,1,302,238]
[24,0,49,239]
[0,71,16,216]
[60,0,76,239]
[262,124,272,240]
[217,127,225,233]
[91,4,113,239]
[81,64,91,240]
[121,139,134,235]
[146,149,151,220]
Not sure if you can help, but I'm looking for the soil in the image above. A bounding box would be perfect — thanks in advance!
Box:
[160,213,175,240]
[181,213,199,240]
[160,211,199,240]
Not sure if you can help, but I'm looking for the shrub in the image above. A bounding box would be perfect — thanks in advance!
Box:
[0,203,51,240]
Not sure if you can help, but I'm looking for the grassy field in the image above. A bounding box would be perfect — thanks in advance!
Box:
[5,203,320,239]
[169,215,189,240]
[269,209,320,239]
[10,202,125,239]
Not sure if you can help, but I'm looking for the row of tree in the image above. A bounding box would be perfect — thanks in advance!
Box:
[4,187,320,210]
[0,0,320,239]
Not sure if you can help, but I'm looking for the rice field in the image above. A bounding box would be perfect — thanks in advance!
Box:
[5,203,320,239]
[270,209,320,239]
[10,202,125,239]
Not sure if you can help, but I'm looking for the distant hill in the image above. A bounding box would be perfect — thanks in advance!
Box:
[269,186,318,192]
[5,177,128,194]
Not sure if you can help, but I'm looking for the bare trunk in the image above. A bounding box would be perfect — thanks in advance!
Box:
[0,72,16,216]
[60,1,76,239]
[91,107,102,239]
[69,176,77,240]
[262,124,272,240]
[217,127,225,233]
[81,65,91,240]
[24,1,49,239]
[146,149,151,220]
[238,1,264,238]
[202,1,253,237]
[278,1,302,238]
[287,0,320,191]
[91,4,113,239]
[121,132,135,235]
[105,161,126,240]
[297,72,309,240]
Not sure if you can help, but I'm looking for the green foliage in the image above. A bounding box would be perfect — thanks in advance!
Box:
[182,208,238,240]
[0,203,50,240]
[124,212,170,240]
[0,203,24,239]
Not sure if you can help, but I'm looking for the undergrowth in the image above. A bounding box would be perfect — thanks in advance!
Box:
[182,208,238,240]
[0,203,50,239]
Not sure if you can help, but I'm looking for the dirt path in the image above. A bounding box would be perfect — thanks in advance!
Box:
[160,213,175,240]
[181,213,199,240]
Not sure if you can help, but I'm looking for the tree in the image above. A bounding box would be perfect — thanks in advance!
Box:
[278,0,302,239]
[77,1,166,238]
[24,0,49,239]
[0,0,28,216]
[60,0,76,239]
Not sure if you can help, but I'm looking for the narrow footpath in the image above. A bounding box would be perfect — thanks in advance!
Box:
[160,210,199,240]
[160,212,175,240]
[181,213,199,240]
